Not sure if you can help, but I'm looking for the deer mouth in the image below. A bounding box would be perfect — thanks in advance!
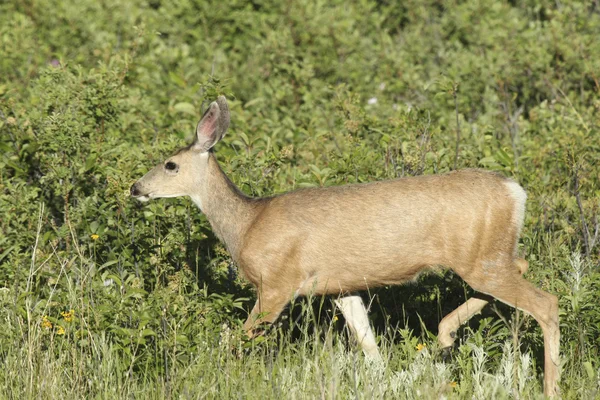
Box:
[135,194,151,202]
[130,183,151,201]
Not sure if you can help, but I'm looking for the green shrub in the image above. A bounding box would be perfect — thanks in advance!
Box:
[1,0,599,397]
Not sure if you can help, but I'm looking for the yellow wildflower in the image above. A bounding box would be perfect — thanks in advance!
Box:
[42,316,52,330]
[332,315,338,322]
[91,234,99,240]
[416,343,426,351]
[61,309,74,322]
[56,326,65,335]
[450,381,458,388]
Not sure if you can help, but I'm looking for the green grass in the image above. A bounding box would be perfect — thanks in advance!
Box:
[0,239,548,399]
[1,219,598,398]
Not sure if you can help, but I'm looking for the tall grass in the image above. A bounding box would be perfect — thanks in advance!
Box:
[2,216,599,399]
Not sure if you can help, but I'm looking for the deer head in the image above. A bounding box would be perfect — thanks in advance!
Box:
[130,96,230,204]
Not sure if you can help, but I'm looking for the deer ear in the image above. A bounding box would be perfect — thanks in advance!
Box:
[215,95,230,140]
[193,101,221,152]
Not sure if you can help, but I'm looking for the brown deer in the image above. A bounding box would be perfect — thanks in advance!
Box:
[131,96,560,396]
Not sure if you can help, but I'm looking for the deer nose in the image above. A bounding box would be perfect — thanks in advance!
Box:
[130,183,140,197]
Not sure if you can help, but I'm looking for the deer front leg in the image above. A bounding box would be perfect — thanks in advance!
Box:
[243,290,290,338]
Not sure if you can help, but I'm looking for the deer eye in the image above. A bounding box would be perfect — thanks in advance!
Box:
[165,161,178,171]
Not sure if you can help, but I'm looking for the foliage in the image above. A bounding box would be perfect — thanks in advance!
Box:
[1,0,599,397]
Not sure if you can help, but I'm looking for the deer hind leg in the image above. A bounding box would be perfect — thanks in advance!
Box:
[438,296,491,349]
[438,257,529,349]
[462,264,560,397]
[334,295,382,361]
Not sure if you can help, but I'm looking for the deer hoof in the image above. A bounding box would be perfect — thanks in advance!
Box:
[440,346,453,362]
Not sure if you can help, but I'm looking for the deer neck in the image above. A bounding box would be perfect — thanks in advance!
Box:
[190,152,257,260]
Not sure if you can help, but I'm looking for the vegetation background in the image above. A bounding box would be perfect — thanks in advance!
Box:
[1,0,599,398]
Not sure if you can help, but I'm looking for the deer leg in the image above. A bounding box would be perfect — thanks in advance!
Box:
[438,295,491,349]
[243,290,290,338]
[334,295,382,361]
[463,268,560,397]
[439,258,529,349]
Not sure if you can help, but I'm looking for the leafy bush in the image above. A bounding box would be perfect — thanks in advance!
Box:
[1,0,599,397]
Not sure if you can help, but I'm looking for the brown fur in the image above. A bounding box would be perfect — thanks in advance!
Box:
[240,169,514,293]
[131,97,560,397]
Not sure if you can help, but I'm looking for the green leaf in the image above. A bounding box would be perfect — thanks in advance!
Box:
[90,221,99,233]
[478,156,500,168]
[244,98,264,108]
[584,361,595,380]
[100,260,119,270]
[495,148,512,167]
[0,245,16,263]
[173,102,197,116]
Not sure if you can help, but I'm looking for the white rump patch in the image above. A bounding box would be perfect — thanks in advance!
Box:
[504,180,527,235]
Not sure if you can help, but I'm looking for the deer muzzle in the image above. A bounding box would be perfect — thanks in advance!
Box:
[130,182,150,202]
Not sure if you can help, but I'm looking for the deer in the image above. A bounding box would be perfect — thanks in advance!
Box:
[130,96,560,397]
